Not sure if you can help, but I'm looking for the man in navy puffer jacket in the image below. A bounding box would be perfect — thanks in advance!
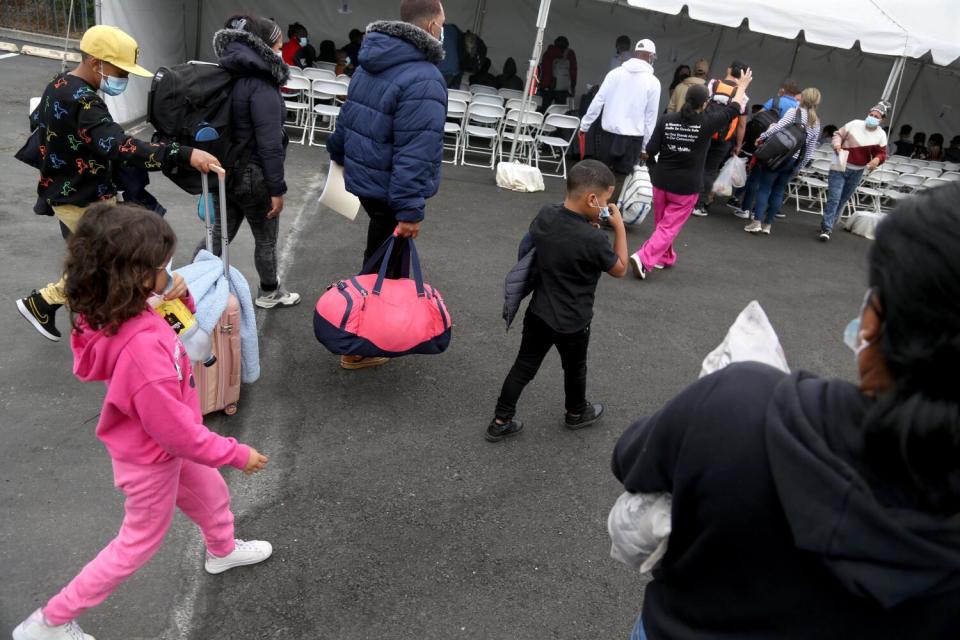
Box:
[327,0,447,279]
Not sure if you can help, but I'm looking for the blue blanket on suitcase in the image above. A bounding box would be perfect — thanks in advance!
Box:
[176,250,260,383]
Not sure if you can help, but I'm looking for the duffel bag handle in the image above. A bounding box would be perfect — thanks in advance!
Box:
[372,234,426,298]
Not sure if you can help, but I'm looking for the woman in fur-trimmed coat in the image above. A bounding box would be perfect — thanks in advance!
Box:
[209,15,301,309]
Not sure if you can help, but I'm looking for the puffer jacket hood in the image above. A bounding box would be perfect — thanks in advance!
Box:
[359,20,445,74]
[213,28,289,86]
[765,372,960,608]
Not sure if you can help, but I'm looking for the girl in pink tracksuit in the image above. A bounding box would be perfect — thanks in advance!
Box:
[14,204,272,640]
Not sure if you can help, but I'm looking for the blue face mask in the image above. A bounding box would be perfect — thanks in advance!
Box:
[299,37,308,47]
[98,63,129,96]
[843,289,875,359]
[865,115,880,128]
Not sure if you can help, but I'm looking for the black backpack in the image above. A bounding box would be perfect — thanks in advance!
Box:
[147,61,248,194]
[461,30,487,74]
[743,95,782,154]
[753,107,807,170]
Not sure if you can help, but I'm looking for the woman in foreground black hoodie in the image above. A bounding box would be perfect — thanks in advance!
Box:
[208,15,300,309]
[613,183,960,639]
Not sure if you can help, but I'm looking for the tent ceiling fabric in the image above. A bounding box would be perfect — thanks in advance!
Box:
[625,0,960,65]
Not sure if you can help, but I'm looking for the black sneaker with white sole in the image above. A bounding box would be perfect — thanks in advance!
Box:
[564,403,604,430]
[16,290,61,341]
[819,230,831,242]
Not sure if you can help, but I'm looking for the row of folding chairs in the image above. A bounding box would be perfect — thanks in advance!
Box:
[449,87,543,107]
[289,66,350,85]
[443,99,580,178]
[282,77,350,145]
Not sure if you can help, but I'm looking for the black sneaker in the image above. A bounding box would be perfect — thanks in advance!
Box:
[16,290,61,341]
[726,196,741,209]
[485,418,524,442]
[564,403,604,430]
[819,230,831,242]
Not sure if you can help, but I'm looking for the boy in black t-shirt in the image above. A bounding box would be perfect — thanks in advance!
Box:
[487,160,628,442]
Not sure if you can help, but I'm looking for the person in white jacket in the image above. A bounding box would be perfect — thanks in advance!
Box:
[580,38,661,177]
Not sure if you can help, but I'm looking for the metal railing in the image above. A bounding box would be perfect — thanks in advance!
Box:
[0,0,94,39]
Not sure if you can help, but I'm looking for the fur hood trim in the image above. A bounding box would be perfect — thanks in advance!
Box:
[213,28,290,85]
[366,20,445,64]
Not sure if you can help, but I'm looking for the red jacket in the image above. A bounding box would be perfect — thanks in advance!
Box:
[539,45,578,93]
[281,39,301,67]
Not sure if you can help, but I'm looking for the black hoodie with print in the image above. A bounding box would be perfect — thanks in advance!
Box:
[613,362,960,639]
[31,73,193,207]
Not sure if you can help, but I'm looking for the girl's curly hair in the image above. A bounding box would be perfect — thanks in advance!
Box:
[65,203,176,336]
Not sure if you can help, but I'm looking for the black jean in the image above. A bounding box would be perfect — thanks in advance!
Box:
[494,311,591,421]
[360,197,409,279]
[699,140,733,208]
[205,163,279,291]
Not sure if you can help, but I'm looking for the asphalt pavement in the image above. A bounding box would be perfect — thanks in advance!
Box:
[0,51,870,639]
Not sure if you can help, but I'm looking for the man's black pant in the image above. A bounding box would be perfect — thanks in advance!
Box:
[360,197,409,279]
[495,311,590,421]
[699,140,733,208]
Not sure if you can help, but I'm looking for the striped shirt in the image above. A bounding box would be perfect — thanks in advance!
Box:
[758,107,821,167]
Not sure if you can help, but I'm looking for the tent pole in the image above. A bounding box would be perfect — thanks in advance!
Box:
[888,61,924,135]
[708,29,724,70]
[787,40,801,76]
[881,56,906,102]
[473,0,488,36]
[508,0,551,164]
[194,0,204,60]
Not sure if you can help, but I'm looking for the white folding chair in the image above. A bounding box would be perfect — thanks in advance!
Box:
[497,108,544,164]
[534,114,580,179]
[282,76,311,144]
[943,162,960,172]
[448,89,472,103]
[308,79,350,144]
[916,167,942,179]
[545,104,571,116]
[460,102,505,169]
[498,88,525,101]
[856,169,899,213]
[504,98,528,112]
[882,173,927,206]
[789,159,832,215]
[288,67,307,79]
[910,159,930,168]
[471,94,504,107]
[469,84,499,96]
[444,98,468,165]
[335,74,351,86]
[895,162,920,175]
[919,177,952,190]
[304,67,336,81]
[313,61,337,72]
[938,171,960,182]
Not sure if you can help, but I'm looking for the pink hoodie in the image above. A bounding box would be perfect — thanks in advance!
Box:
[71,301,250,470]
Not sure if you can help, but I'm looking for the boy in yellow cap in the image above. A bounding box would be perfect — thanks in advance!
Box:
[16,25,221,342]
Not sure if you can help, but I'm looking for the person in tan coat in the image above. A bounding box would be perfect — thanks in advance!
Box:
[667,58,708,113]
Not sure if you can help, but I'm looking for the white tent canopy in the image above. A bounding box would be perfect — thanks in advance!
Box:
[100,0,960,141]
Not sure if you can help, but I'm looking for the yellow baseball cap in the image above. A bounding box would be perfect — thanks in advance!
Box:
[79,25,153,77]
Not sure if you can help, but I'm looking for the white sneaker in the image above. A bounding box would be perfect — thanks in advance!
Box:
[761,223,772,235]
[774,212,786,219]
[12,609,94,640]
[204,539,273,574]
[733,208,751,219]
[691,207,709,217]
[629,254,647,280]
[744,220,763,233]
[255,286,301,309]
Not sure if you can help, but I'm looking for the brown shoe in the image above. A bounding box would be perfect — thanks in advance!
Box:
[340,355,390,370]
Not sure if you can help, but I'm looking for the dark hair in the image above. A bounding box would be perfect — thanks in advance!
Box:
[502,57,517,77]
[669,65,692,92]
[319,40,337,62]
[913,131,927,145]
[782,78,801,95]
[615,35,631,50]
[751,103,764,114]
[822,124,838,138]
[681,84,709,122]
[864,183,960,513]
[400,0,442,25]
[555,36,569,51]
[729,59,746,79]
[225,14,282,46]
[287,22,307,40]
[349,28,364,41]
[899,124,913,137]
[950,135,960,147]
[930,133,944,146]
[65,204,176,336]
[566,160,615,195]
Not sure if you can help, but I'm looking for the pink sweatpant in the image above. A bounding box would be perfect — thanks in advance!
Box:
[43,457,236,625]
[636,186,700,270]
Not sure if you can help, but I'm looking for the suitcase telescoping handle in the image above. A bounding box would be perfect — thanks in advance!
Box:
[199,165,230,278]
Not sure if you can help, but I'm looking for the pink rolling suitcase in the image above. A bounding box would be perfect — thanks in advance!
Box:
[195,167,242,416]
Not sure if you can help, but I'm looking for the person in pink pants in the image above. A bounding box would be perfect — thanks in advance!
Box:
[14,204,273,640]
[630,68,755,280]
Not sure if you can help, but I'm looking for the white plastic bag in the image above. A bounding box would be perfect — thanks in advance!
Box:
[617,164,654,226]
[608,491,672,572]
[609,301,790,574]
[712,156,747,197]
[496,162,545,192]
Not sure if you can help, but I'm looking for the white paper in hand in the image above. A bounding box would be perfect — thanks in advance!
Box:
[319,162,360,221]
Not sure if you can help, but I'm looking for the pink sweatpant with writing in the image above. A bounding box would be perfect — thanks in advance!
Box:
[635,186,700,270]
[43,458,236,625]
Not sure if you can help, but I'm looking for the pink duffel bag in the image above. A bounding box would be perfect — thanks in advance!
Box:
[314,235,452,357]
